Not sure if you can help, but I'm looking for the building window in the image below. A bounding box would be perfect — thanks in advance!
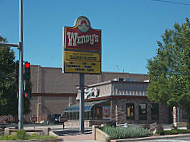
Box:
[126,103,135,119]
[103,106,111,119]
[151,103,159,121]
[84,112,90,120]
[95,106,102,120]
[139,104,147,120]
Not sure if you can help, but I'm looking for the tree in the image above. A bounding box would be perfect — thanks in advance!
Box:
[147,18,190,125]
[0,35,30,117]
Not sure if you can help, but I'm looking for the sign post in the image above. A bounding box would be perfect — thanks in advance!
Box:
[30,116,37,129]
[79,73,84,133]
[63,16,101,133]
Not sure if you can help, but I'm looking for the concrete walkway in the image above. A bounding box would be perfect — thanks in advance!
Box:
[51,127,103,142]
[24,125,102,142]
[110,133,190,142]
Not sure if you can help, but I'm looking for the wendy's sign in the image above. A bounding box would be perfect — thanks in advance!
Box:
[63,16,101,74]
[64,16,101,51]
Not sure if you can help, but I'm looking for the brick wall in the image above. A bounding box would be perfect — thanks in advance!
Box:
[26,95,76,122]
[30,65,148,94]
[110,97,169,124]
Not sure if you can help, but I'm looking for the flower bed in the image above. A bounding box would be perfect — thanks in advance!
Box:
[0,130,57,141]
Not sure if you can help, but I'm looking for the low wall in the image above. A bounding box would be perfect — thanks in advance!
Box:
[92,125,110,142]
[64,120,111,128]
[0,128,3,135]
[4,127,50,136]
[174,122,188,129]
[64,120,90,128]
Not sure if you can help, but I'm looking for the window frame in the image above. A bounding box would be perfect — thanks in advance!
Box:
[126,103,135,120]
[139,103,147,120]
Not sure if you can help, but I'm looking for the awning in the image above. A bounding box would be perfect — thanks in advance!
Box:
[64,100,108,113]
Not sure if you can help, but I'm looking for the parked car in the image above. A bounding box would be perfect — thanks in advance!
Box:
[47,114,61,124]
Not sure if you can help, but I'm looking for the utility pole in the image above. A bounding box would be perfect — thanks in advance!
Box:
[18,0,24,130]
[0,0,24,129]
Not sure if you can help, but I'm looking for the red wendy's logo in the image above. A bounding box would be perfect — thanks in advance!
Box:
[78,17,90,33]
[64,16,101,51]
[63,16,102,74]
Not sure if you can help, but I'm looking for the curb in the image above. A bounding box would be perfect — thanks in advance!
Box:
[50,130,64,141]
[110,133,190,142]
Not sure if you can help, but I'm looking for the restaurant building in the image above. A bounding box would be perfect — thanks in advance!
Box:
[64,78,171,126]
[28,65,187,126]
[29,65,148,123]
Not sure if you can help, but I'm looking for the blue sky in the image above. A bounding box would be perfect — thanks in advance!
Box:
[0,0,190,74]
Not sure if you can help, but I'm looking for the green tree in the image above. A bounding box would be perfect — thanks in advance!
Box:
[147,18,190,126]
[0,35,30,117]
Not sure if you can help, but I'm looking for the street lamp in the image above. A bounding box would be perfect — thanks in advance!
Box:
[0,0,24,129]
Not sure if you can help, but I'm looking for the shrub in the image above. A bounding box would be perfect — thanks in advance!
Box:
[164,129,190,135]
[164,130,178,135]
[155,123,164,135]
[16,130,28,140]
[155,129,190,135]
[156,124,163,132]
[141,124,150,129]
[178,129,190,134]
[101,126,152,140]
[155,131,165,135]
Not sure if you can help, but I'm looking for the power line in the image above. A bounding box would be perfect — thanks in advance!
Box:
[150,0,190,6]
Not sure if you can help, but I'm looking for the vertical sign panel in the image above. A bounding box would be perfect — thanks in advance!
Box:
[63,16,101,74]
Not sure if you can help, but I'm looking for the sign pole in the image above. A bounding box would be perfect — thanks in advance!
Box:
[63,16,101,133]
[79,73,84,133]
[18,0,24,130]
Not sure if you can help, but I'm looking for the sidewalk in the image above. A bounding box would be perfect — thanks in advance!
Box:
[52,127,103,142]
[110,133,190,142]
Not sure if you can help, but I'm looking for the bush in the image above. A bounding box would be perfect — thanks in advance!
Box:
[155,129,190,135]
[17,130,27,140]
[156,124,163,132]
[177,129,190,134]
[155,123,164,135]
[164,129,190,135]
[101,126,152,140]
[155,130,165,135]
[141,124,150,129]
